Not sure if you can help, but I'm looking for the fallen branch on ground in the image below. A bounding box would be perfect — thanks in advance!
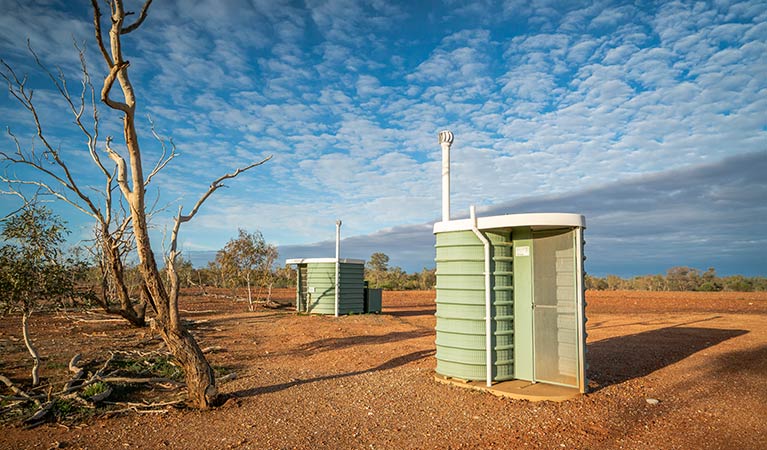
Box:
[101,399,184,417]
[217,373,237,383]
[2,352,188,427]
[100,376,184,387]
[0,375,39,405]
[202,345,224,354]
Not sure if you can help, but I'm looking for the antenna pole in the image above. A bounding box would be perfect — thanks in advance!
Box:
[335,220,341,317]
[438,130,454,222]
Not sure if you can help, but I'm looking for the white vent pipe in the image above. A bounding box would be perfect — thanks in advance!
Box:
[335,219,341,317]
[438,130,454,222]
[469,205,492,387]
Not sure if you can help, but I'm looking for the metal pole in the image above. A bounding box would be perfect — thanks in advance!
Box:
[469,206,493,387]
[575,227,587,393]
[335,220,341,317]
[438,130,454,222]
[295,265,300,312]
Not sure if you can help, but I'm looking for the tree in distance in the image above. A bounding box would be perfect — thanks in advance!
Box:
[215,229,279,310]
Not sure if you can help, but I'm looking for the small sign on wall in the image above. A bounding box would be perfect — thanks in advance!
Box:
[515,246,530,257]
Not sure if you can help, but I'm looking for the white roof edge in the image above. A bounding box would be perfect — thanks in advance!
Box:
[285,258,366,265]
[433,212,586,233]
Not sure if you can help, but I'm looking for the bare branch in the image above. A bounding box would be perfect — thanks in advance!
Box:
[0,375,39,406]
[30,42,113,210]
[90,0,113,67]
[121,0,154,34]
[64,354,85,392]
[144,116,177,187]
[101,376,183,386]
[0,59,34,113]
[0,184,39,221]
[73,41,111,179]
[2,46,117,225]
[0,176,96,219]
[179,155,273,226]
[24,401,54,425]
[93,353,115,379]
[167,154,273,260]
[68,354,82,373]
[101,61,131,113]
[164,154,272,328]
[2,124,103,222]
[105,137,132,199]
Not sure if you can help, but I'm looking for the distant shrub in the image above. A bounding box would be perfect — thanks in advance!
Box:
[586,267,765,292]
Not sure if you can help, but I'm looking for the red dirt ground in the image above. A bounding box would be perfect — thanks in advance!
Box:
[1,289,766,449]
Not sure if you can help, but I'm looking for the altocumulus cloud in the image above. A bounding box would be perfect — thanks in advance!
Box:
[275,151,767,277]
[0,1,765,277]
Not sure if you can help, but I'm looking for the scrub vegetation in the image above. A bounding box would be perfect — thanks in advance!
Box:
[586,266,767,292]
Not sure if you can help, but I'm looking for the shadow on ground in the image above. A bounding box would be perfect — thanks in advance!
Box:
[588,319,747,390]
[291,329,433,356]
[232,349,435,398]
[711,344,767,376]
[385,308,436,318]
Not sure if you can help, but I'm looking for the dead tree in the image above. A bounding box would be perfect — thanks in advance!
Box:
[0,46,153,327]
[92,0,271,408]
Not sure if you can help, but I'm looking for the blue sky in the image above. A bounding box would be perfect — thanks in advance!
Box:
[1,0,765,277]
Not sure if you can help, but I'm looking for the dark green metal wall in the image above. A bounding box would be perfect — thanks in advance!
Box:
[299,262,364,315]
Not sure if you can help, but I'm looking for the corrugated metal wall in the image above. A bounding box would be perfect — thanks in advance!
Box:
[434,230,514,381]
[301,262,364,315]
[338,262,364,314]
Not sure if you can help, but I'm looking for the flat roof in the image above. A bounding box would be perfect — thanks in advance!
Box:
[433,212,585,233]
[285,258,366,265]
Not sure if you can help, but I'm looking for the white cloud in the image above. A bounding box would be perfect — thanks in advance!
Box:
[1,0,765,277]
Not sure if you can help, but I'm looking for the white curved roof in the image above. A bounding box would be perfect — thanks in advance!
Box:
[433,212,585,233]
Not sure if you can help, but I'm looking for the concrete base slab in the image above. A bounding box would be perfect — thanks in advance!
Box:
[434,375,581,402]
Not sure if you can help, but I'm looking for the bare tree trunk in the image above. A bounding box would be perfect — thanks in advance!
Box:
[93,0,218,409]
[101,233,146,326]
[21,311,40,386]
[246,275,254,311]
[197,271,207,296]
[254,281,263,308]
[132,202,219,408]
[157,326,217,406]
[92,0,269,408]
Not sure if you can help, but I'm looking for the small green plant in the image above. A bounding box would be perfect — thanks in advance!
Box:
[51,399,74,417]
[111,353,183,381]
[146,356,183,380]
[0,401,37,426]
[81,381,108,399]
[45,361,67,370]
[50,398,95,423]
